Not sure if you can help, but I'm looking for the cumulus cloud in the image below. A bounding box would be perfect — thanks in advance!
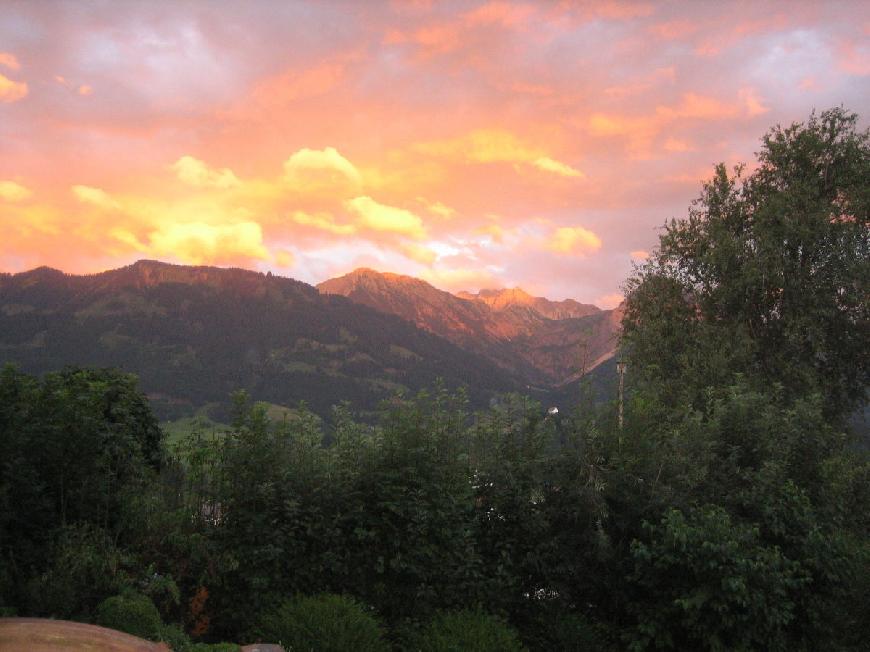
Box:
[171,155,241,189]
[547,226,602,254]
[291,210,356,235]
[344,196,426,239]
[72,185,121,210]
[115,221,269,265]
[0,73,27,102]
[420,199,456,218]
[532,157,585,178]
[284,147,362,188]
[0,180,33,202]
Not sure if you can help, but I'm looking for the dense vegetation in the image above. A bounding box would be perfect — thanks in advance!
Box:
[0,108,867,651]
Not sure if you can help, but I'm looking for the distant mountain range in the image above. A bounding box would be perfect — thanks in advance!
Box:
[0,261,623,420]
[319,268,622,386]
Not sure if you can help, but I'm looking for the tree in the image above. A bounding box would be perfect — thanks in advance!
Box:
[624,107,869,422]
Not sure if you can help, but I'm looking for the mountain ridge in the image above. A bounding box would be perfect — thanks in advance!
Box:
[318,267,622,384]
[0,260,536,421]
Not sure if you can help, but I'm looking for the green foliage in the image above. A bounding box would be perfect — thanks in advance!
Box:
[519,609,615,652]
[335,387,482,624]
[255,593,388,652]
[628,507,806,651]
[24,524,126,620]
[623,107,869,422]
[413,609,526,652]
[157,623,191,650]
[95,591,163,641]
[0,365,160,616]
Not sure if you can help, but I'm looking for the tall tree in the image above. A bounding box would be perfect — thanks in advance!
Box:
[623,107,869,422]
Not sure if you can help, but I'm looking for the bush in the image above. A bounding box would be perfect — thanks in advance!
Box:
[95,592,163,640]
[414,609,526,652]
[183,644,240,652]
[256,593,388,652]
[158,623,191,650]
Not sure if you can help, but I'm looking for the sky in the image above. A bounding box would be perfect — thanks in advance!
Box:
[1,1,868,307]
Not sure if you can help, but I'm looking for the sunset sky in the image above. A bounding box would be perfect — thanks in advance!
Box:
[1,1,868,307]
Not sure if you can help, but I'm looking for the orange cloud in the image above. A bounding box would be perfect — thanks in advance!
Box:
[72,185,121,210]
[114,221,269,266]
[284,147,362,190]
[837,39,870,76]
[249,60,347,106]
[656,93,739,120]
[0,52,20,70]
[738,87,769,116]
[0,73,27,102]
[344,196,426,239]
[547,226,602,255]
[630,249,649,260]
[532,157,585,178]
[0,181,33,202]
[385,1,535,57]
[273,249,295,268]
[589,91,764,155]
[475,224,507,243]
[420,199,456,219]
[663,138,694,152]
[603,66,675,98]
[291,210,357,236]
[418,129,583,178]
[401,242,437,265]
[649,19,698,40]
[171,156,240,189]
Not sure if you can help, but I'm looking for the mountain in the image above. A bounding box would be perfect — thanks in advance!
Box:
[456,287,600,320]
[318,268,622,385]
[0,261,534,421]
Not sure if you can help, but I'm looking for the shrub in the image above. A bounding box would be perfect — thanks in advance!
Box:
[95,591,163,640]
[158,623,191,650]
[414,609,526,652]
[184,644,240,652]
[256,593,389,652]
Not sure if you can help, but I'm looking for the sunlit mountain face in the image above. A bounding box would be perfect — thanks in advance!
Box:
[1,1,868,306]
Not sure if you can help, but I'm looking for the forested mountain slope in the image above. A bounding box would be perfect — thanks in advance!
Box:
[0,260,534,419]
[319,268,621,385]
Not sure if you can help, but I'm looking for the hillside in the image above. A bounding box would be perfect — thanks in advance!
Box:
[319,268,622,385]
[0,261,533,420]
